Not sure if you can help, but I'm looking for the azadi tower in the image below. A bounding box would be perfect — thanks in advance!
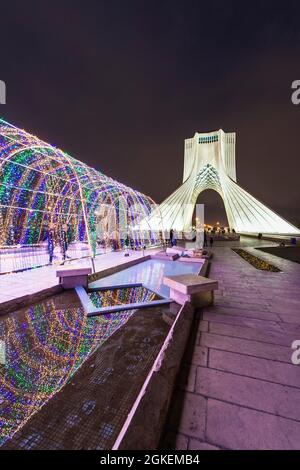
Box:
[152,130,299,234]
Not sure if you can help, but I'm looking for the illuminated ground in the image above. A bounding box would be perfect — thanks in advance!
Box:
[162,238,300,450]
[1,238,300,450]
[0,249,157,305]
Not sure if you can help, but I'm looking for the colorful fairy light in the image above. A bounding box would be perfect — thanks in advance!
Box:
[0,288,157,446]
[0,118,163,271]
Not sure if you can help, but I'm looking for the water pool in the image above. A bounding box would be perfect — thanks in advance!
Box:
[89,259,201,298]
[0,259,200,448]
[0,289,178,449]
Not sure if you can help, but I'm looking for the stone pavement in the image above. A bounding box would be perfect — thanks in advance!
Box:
[0,249,152,305]
[162,238,300,450]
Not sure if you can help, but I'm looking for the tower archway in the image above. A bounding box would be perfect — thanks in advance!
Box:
[148,129,299,235]
[195,189,228,229]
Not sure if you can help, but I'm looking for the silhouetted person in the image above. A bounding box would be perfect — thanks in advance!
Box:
[210,236,214,248]
[172,230,177,246]
[203,230,208,247]
[47,226,55,264]
[59,224,68,261]
[169,228,174,246]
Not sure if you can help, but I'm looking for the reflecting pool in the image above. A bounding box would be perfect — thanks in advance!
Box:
[0,291,136,446]
[89,259,200,297]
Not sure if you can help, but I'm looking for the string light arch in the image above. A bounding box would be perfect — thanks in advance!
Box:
[0,118,163,260]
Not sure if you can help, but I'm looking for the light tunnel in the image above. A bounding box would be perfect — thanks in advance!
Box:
[0,118,163,263]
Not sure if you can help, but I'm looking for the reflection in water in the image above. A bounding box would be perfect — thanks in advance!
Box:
[0,289,150,446]
[90,259,200,297]
[89,286,159,308]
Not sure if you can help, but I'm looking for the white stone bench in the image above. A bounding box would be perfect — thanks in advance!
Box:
[56,266,92,289]
[166,247,184,256]
[178,256,204,264]
[163,273,218,307]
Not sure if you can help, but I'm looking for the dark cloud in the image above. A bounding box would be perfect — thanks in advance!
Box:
[1,0,300,225]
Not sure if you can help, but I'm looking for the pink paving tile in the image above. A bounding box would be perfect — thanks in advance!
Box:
[198,320,208,332]
[188,438,220,450]
[207,399,300,450]
[209,321,295,347]
[200,332,292,363]
[185,346,208,367]
[162,431,189,450]
[205,305,281,322]
[203,312,300,335]
[178,364,197,392]
[209,349,300,388]
[167,390,206,440]
[196,367,300,421]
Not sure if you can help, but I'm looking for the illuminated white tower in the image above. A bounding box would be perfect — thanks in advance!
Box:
[152,129,299,234]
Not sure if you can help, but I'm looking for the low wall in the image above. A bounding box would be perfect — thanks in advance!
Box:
[114,302,194,450]
[88,254,151,283]
[0,254,151,316]
[111,255,211,449]
[241,233,300,244]
[0,284,63,316]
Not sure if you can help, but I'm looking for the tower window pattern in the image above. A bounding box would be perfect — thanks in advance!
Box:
[199,135,218,144]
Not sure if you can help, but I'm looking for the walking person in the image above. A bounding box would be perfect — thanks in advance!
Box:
[59,224,68,262]
[47,224,55,265]
[203,230,208,247]
[172,230,177,246]
[209,236,214,248]
[169,228,174,246]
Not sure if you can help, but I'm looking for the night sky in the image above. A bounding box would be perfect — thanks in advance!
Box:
[1,1,300,226]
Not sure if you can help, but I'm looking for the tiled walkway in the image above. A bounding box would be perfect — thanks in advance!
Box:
[0,249,152,304]
[163,239,300,450]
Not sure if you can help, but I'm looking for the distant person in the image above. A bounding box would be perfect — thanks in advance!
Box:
[59,224,68,261]
[203,230,208,247]
[47,225,55,265]
[172,230,177,246]
[210,236,214,248]
[111,230,118,251]
[169,228,174,246]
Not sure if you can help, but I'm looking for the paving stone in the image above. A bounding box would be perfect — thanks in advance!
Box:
[185,345,208,367]
[206,399,300,450]
[198,320,208,332]
[200,332,292,363]
[205,305,280,322]
[209,321,294,347]
[188,438,219,450]
[167,390,206,440]
[209,349,300,388]
[196,366,300,421]
[178,364,197,392]
[203,312,300,335]
[161,431,189,450]
[277,312,300,324]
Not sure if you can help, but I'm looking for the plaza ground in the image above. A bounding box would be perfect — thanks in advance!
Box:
[162,238,300,450]
[0,249,154,305]
[0,238,300,449]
